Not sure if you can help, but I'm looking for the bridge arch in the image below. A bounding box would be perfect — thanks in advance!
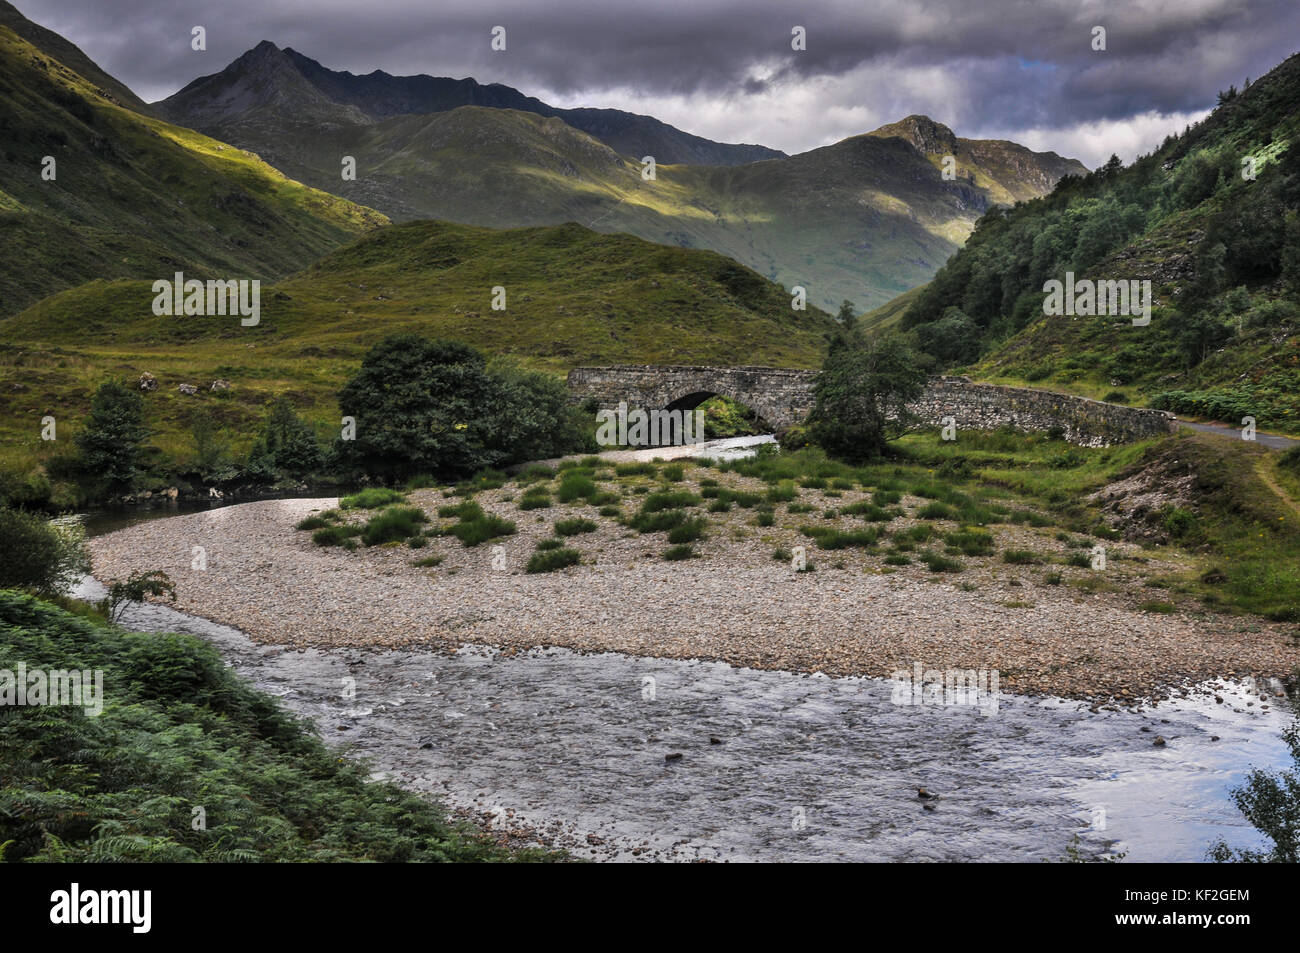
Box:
[567,365,1178,448]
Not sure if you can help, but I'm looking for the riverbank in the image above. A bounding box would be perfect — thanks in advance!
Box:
[73,577,1296,863]
[87,487,1300,705]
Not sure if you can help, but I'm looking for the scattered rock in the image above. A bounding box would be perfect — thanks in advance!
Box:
[177,383,198,396]
[137,372,157,391]
[210,379,231,392]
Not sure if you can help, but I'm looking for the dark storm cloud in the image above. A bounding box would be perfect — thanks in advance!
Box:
[14,0,1300,161]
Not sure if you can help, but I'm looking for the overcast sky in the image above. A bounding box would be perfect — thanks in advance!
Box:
[16,0,1300,168]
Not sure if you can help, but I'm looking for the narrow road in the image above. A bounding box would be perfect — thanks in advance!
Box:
[1177,419,1300,450]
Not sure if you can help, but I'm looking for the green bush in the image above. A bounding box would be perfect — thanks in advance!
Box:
[554,517,598,537]
[519,488,552,510]
[536,537,564,551]
[661,464,685,482]
[614,462,657,477]
[0,510,91,596]
[921,552,963,572]
[916,502,956,520]
[629,509,688,533]
[525,548,581,573]
[800,525,881,549]
[663,544,695,561]
[446,506,517,547]
[311,524,362,547]
[640,490,699,513]
[361,506,428,546]
[943,528,995,556]
[341,487,406,509]
[667,518,708,544]
[1002,549,1041,564]
[766,481,797,503]
[556,473,599,503]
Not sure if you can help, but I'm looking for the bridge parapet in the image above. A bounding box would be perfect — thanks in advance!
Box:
[567,366,1177,447]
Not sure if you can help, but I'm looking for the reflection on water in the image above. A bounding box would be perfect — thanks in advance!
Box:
[72,575,1293,863]
[76,494,338,538]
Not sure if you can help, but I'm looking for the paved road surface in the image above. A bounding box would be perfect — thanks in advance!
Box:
[1177,419,1299,450]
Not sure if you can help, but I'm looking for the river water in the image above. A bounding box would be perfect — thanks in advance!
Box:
[69,577,1292,863]
[66,433,1294,862]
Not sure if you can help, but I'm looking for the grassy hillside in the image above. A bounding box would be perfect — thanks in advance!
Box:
[0,18,388,318]
[154,41,1086,314]
[894,50,1300,433]
[247,105,1085,314]
[0,219,837,475]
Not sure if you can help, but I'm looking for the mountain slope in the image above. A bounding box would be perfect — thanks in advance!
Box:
[0,0,149,114]
[868,115,1087,206]
[894,49,1300,431]
[159,42,783,167]
[155,44,1087,313]
[0,14,388,318]
[0,219,838,462]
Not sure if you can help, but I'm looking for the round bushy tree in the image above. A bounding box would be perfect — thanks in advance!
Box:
[808,333,927,462]
[336,336,585,480]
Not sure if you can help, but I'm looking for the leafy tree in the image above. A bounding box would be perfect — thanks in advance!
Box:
[1209,716,1299,862]
[74,382,149,493]
[836,299,858,332]
[336,336,584,480]
[807,333,928,462]
[247,398,323,480]
[915,306,981,365]
[0,508,91,596]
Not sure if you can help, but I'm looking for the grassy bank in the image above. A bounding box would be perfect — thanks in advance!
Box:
[0,590,560,862]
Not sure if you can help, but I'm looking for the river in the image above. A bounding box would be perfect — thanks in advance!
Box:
[65,433,1294,862]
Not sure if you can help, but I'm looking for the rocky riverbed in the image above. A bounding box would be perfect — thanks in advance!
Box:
[87,493,1300,705]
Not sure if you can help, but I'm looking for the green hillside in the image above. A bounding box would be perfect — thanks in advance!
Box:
[0,17,388,319]
[155,43,1087,314]
[0,219,837,469]
[895,50,1300,433]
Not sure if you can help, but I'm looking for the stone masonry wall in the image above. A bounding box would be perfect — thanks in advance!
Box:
[567,367,1177,447]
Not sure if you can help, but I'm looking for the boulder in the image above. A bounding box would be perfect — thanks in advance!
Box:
[138,372,158,391]
[178,383,198,396]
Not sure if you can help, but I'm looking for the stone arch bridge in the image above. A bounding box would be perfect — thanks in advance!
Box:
[566,365,1177,447]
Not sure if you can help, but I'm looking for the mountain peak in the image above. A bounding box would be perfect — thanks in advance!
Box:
[868,115,959,155]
